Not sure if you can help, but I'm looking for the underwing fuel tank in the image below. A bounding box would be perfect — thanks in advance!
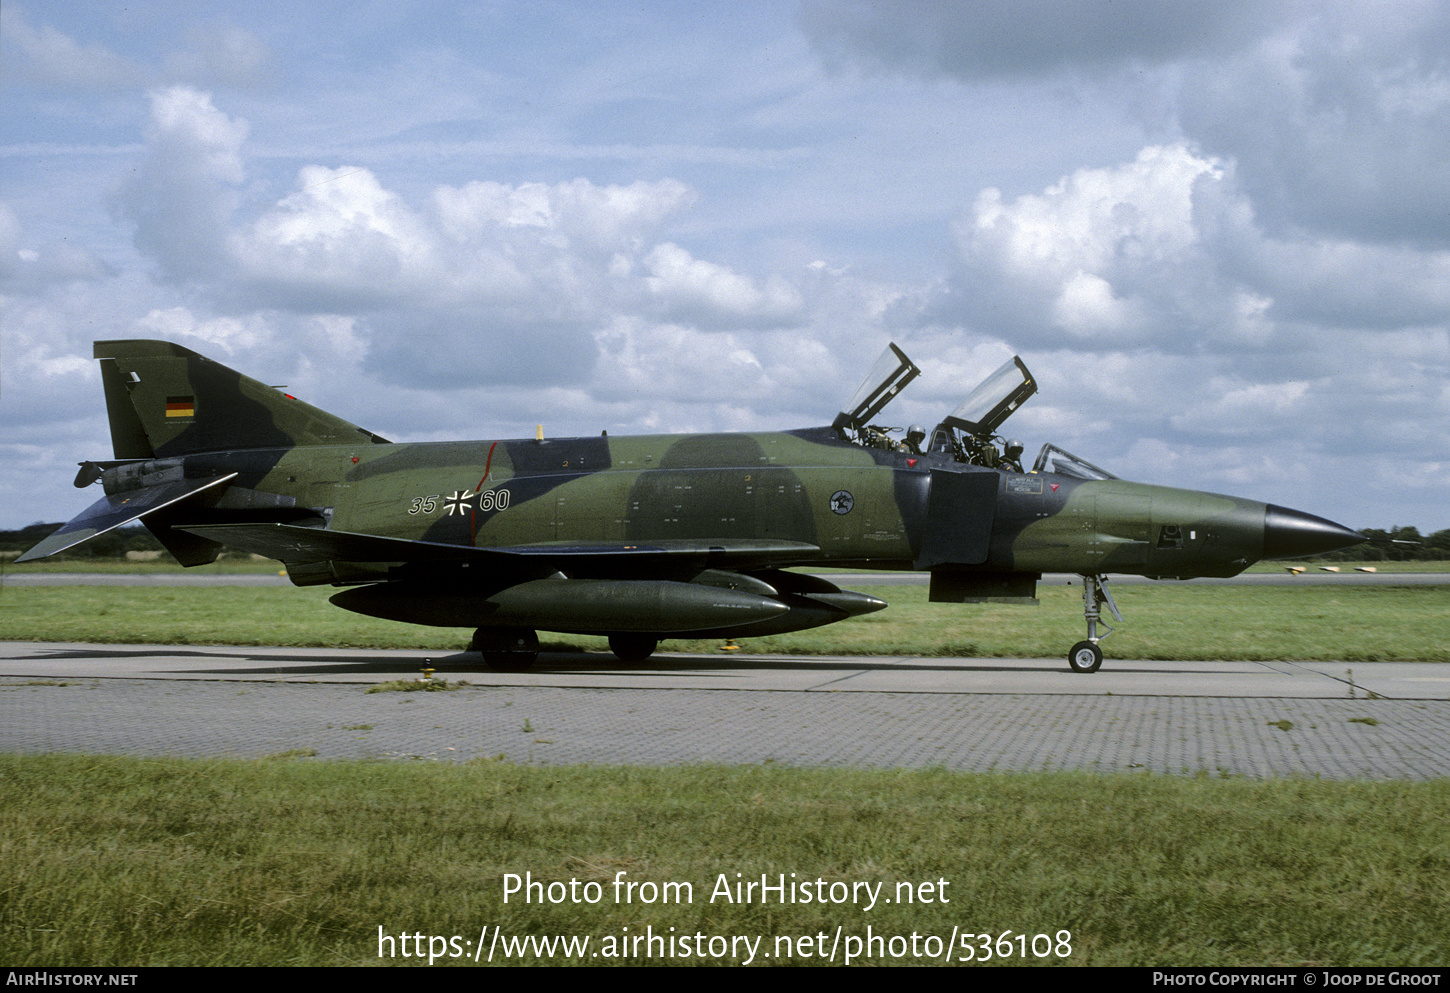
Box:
[331,577,791,634]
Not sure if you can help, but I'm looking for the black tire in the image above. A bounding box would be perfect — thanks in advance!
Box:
[609,634,658,663]
[1067,640,1103,673]
[471,627,539,671]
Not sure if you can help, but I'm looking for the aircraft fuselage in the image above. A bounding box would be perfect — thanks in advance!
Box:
[169,425,1292,589]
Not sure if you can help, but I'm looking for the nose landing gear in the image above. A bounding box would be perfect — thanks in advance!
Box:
[1068,574,1122,673]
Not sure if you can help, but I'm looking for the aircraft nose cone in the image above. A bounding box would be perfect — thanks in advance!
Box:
[1263,505,1366,559]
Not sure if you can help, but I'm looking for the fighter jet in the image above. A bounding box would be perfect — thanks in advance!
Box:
[20,339,1365,672]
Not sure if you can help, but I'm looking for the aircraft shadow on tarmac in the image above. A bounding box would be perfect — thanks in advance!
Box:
[33,646,442,673]
[30,646,1188,677]
[519,653,1197,677]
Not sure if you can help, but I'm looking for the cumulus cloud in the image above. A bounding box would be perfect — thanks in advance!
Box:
[941,145,1253,348]
[132,306,272,355]
[643,242,804,327]
[239,170,708,323]
[586,317,845,433]
[114,87,810,389]
[433,178,695,252]
[237,166,446,310]
[939,138,1450,362]
[119,87,247,281]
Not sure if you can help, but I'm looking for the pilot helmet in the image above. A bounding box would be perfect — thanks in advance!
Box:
[1004,438,1024,459]
[906,424,926,447]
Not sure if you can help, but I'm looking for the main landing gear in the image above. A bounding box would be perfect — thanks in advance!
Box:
[1067,574,1122,674]
[469,628,662,669]
[470,626,539,671]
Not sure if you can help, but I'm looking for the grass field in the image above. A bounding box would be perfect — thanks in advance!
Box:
[2,576,1446,661]
[4,564,1448,968]
[1,754,1447,967]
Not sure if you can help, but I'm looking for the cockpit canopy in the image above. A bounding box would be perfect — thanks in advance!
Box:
[936,356,1035,438]
[834,342,1113,477]
[833,342,920,434]
[925,355,1035,466]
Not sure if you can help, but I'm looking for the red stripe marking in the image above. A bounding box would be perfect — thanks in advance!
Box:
[470,441,499,546]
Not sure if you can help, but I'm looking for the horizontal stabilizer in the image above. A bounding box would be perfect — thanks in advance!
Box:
[17,474,237,562]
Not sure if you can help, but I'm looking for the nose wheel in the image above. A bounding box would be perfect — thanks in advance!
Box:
[1068,640,1103,673]
[1068,574,1121,673]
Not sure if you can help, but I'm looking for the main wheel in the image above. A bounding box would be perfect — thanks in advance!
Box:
[609,634,658,663]
[1067,640,1103,674]
[471,627,539,671]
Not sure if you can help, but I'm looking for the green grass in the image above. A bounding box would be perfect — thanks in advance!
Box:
[668,582,1450,662]
[2,581,1446,661]
[364,677,466,692]
[1,556,288,574]
[1,754,1446,967]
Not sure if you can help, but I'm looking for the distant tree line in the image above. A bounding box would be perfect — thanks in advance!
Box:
[0,523,172,560]
[1311,526,1450,562]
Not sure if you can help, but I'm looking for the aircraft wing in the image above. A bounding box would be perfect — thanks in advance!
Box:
[176,522,480,564]
[17,474,238,562]
[177,522,820,571]
[493,538,822,570]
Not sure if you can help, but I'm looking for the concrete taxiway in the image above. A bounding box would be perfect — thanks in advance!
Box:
[3,641,1448,779]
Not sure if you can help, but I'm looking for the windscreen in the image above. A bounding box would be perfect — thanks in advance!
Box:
[1031,443,1118,480]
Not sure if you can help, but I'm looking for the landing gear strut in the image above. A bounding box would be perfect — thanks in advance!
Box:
[1068,574,1122,674]
[470,626,539,671]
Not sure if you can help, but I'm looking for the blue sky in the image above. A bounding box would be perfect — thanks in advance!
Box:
[3,1,1447,532]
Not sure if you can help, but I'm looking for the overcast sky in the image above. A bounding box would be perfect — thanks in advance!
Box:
[3,1,1447,534]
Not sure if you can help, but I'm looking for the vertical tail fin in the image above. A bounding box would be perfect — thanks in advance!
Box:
[94,340,388,458]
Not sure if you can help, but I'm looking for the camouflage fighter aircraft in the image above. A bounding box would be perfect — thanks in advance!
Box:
[20,339,1366,672]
